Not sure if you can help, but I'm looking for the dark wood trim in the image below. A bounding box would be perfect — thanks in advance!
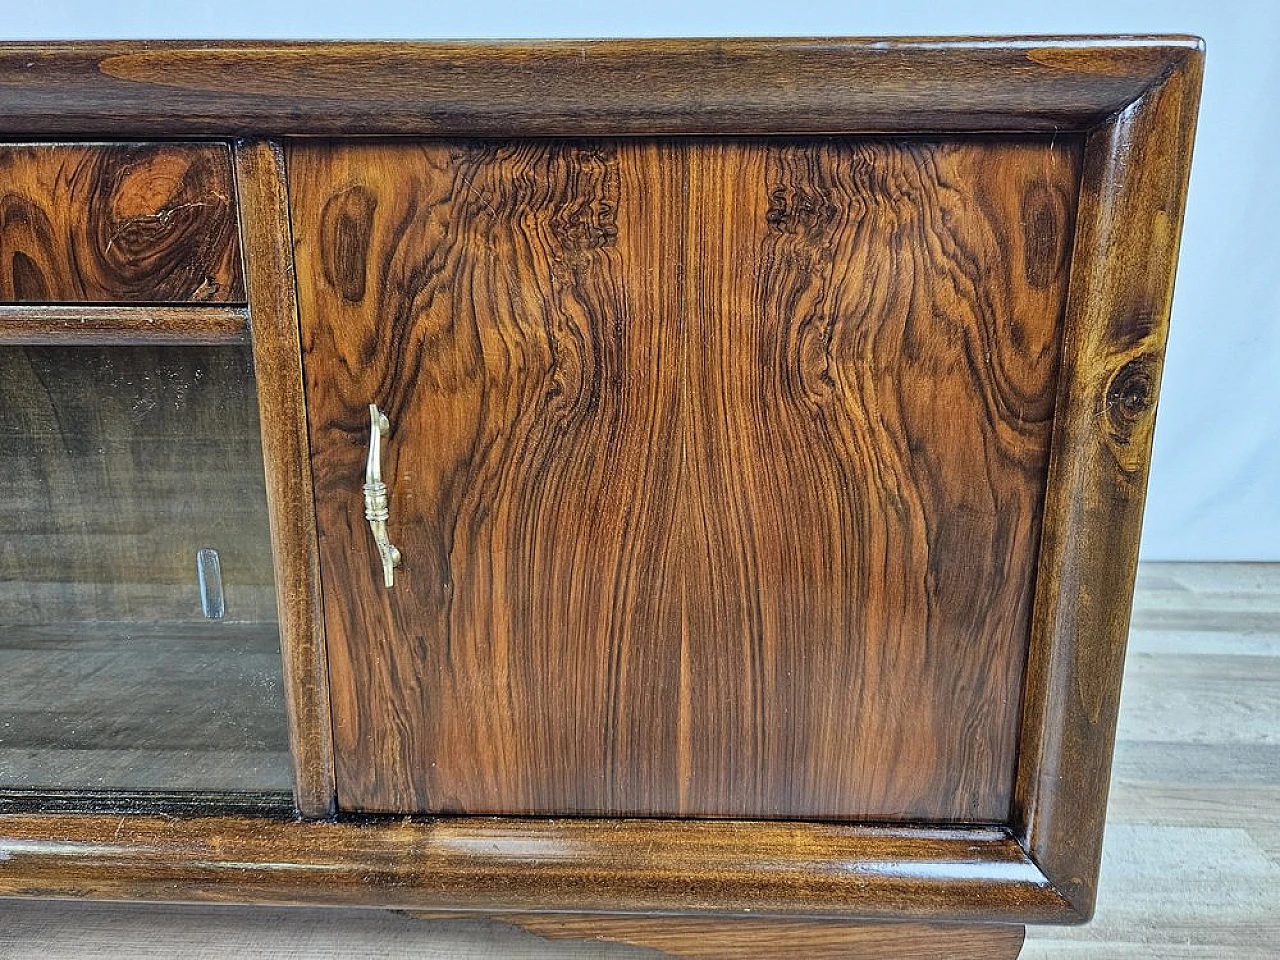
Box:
[409,912,1027,959]
[0,814,1074,923]
[232,139,336,819]
[0,304,249,345]
[1012,48,1204,918]
[0,790,293,817]
[0,38,1198,137]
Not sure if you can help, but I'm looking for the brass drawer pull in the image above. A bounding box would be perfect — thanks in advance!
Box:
[363,403,402,588]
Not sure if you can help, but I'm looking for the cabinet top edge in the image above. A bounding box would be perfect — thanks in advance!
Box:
[0,36,1203,138]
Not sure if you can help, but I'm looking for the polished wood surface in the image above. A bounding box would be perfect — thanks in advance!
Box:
[0,816,1072,923]
[0,37,1205,930]
[0,304,248,345]
[291,135,1079,819]
[0,143,244,302]
[233,140,336,818]
[0,38,1197,136]
[412,913,1026,959]
[1014,50,1204,918]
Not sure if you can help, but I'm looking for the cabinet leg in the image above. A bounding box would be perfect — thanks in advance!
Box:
[407,912,1025,959]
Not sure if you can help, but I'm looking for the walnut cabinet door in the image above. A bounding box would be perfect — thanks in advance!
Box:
[288,137,1081,819]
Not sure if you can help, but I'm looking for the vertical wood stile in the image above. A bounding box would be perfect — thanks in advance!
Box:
[1013,48,1204,916]
[232,139,336,818]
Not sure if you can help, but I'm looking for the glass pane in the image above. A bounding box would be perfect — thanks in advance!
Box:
[0,344,291,794]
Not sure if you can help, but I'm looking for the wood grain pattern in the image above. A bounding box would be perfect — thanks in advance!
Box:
[0,143,244,303]
[232,140,336,818]
[290,135,1080,819]
[677,138,1077,821]
[412,912,1026,959]
[1014,49,1204,918]
[292,139,683,818]
[0,39,1197,136]
[0,816,1073,923]
[0,304,248,345]
[0,38,1204,928]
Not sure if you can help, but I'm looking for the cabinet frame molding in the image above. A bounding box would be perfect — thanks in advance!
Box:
[232,139,337,819]
[0,37,1203,924]
[0,816,1072,923]
[0,304,249,345]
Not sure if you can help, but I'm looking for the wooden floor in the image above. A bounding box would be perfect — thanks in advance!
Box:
[0,562,1276,958]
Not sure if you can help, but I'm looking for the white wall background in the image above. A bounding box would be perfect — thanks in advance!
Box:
[5,1,1277,561]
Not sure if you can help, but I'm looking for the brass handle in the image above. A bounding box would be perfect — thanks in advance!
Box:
[363,403,402,588]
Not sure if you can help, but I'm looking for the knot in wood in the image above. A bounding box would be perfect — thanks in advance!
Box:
[1105,358,1156,433]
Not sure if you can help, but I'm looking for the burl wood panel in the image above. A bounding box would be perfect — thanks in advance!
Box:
[0,143,244,303]
[290,136,1081,819]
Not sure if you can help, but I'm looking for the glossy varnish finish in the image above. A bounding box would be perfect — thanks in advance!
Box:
[1014,46,1205,916]
[0,143,244,303]
[0,38,1205,939]
[232,140,337,818]
[0,38,1197,136]
[0,815,1071,923]
[0,304,249,345]
[291,135,1080,818]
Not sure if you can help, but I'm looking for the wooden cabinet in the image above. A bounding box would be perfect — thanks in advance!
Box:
[0,38,1203,960]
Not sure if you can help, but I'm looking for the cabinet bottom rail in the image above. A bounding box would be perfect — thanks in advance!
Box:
[0,813,1077,924]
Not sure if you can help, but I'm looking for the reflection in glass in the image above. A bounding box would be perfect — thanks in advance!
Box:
[0,345,291,794]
